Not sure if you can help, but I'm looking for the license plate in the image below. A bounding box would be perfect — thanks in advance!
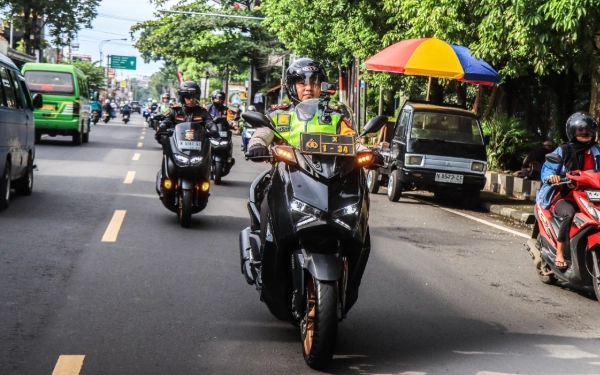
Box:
[219,131,228,138]
[586,191,600,202]
[435,173,463,184]
[299,133,356,156]
[178,141,201,151]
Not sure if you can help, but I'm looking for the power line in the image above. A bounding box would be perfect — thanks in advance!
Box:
[97,13,147,22]
[160,9,265,20]
[79,29,129,37]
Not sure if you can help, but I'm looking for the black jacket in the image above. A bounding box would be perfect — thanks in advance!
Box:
[158,104,217,133]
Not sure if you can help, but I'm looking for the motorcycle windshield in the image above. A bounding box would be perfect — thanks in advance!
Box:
[294,99,354,123]
[173,122,206,157]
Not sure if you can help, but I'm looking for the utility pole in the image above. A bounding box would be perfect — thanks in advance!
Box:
[279,55,286,104]
[105,55,110,100]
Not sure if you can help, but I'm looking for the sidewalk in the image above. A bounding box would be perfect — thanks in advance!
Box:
[480,190,535,225]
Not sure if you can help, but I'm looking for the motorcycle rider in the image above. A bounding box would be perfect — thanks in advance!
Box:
[150,99,159,114]
[101,99,112,119]
[121,102,131,119]
[246,58,381,308]
[207,89,229,119]
[537,112,600,269]
[159,93,171,113]
[110,100,118,118]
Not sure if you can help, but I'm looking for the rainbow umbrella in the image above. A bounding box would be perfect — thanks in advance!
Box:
[364,38,501,86]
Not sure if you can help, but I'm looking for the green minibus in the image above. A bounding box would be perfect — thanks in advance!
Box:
[21,63,90,145]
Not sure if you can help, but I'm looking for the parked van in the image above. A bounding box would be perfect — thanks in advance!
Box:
[22,63,90,145]
[370,101,488,207]
[0,53,43,210]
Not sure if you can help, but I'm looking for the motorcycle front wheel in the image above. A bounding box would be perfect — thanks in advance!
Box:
[214,161,223,185]
[301,277,338,370]
[178,190,193,228]
[591,250,600,302]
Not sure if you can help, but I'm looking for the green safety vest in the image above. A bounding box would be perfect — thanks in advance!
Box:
[269,109,343,148]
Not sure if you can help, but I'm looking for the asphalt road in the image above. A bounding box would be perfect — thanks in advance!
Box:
[1,114,600,375]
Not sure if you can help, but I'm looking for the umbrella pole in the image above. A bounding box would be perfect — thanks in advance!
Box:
[426,76,432,101]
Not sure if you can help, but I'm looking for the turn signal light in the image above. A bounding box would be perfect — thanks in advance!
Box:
[356,153,373,166]
[164,179,172,189]
[273,146,296,164]
[201,182,210,192]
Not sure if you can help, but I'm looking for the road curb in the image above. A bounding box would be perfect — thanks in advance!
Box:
[482,202,535,225]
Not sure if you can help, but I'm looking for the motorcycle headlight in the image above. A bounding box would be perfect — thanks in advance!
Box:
[220,140,229,146]
[173,154,190,167]
[210,139,220,146]
[190,156,203,166]
[579,197,600,220]
[332,203,359,230]
[290,199,322,228]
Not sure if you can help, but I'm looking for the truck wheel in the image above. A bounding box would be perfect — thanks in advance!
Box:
[366,169,380,194]
[14,155,33,196]
[387,170,403,202]
[0,161,10,211]
[72,128,83,145]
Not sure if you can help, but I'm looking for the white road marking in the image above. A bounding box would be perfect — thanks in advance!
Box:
[140,136,144,139]
[413,198,529,239]
[137,142,143,148]
[52,355,85,375]
[132,153,140,161]
[123,171,136,184]
[101,210,127,242]
[537,344,599,359]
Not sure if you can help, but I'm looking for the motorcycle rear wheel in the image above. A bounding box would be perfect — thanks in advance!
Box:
[179,190,193,228]
[301,277,338,370]
[536,235,557,285]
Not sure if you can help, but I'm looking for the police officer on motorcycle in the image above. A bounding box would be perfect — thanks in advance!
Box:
[156,81,217,137]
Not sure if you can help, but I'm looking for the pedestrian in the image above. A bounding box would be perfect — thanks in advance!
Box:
[514,140,554,180]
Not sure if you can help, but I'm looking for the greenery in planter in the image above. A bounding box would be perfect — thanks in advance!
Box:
[482,114,533,171]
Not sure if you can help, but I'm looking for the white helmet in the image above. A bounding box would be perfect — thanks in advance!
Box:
[104,99,110,104]
[152,100,158,104]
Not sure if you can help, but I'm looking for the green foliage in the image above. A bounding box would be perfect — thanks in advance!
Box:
[1,0,100,54]
[66,60,104,92]
[482,114,533,171]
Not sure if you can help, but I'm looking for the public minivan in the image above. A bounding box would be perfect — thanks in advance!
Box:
[369,101,488,206]
[22,63,91,145]
[0,53,43,210]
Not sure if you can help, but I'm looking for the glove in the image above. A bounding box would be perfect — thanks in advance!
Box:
[247,144,270,162]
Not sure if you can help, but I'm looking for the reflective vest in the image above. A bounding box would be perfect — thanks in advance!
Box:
[268,109,343,148]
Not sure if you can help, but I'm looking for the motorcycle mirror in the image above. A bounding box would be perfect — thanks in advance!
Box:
[242,111,275,130]
[214,116,226,124]
[359,116,388,138]
[545,153,563,164]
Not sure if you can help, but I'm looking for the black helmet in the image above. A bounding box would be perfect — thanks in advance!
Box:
[566,112,598,142]
[211,90,226,101]
[284,58,327,103]
[177,81,201,104]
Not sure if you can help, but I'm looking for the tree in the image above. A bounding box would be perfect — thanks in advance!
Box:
[66,60,104,92]
[131,0,283,78]
[0,0,100,55]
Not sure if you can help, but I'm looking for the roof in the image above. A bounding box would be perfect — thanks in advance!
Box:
[406,103,479,118]
[22,62,85,77]
[0,52,19,70]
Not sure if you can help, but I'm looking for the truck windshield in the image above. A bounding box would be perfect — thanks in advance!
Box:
[410,112,483,145]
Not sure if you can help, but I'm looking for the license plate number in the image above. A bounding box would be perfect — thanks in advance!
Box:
[586,191,600,202]
[299,133,356,156]
[435,173,463,184]
[178,141,201,151]
[219,131,228,137]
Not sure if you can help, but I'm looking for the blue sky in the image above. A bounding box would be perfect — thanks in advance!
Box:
[74,0,177,79]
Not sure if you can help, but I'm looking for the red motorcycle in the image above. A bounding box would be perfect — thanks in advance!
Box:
[526,153,600,300]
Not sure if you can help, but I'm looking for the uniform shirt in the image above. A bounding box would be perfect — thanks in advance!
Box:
[158,104,217,133]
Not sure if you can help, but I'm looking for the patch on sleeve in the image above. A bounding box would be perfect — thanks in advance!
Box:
[175,116,185,121]
[192,116,203,121]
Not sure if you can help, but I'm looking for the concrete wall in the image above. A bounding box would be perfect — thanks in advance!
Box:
[484,171,541,201]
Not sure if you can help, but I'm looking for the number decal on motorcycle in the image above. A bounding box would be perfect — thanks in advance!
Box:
[300,133,355,156]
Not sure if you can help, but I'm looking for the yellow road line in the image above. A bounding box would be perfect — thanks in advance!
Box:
[137,142,143,148]
[52,355,85,375]
[140,136,144,140]
[132,153,140,161]
[101,210,127,242]
[123,171,136,184]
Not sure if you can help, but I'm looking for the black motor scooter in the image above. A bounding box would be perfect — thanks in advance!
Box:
[91,110,100,125]
[238,100,387,370]
[155,121,214,228]
[209,116,235,185]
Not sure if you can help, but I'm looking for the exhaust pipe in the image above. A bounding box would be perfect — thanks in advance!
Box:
[526,238,542,269]
[239,228,254,285]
